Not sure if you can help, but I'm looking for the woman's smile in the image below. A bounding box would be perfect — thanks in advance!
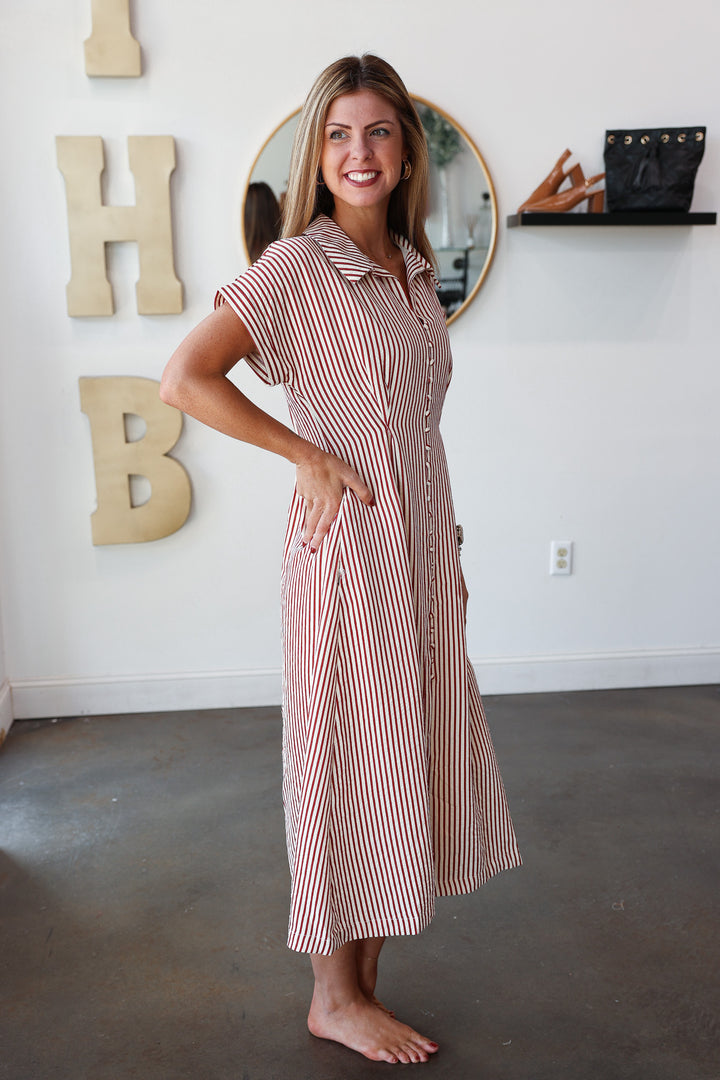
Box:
[344,170,381,186]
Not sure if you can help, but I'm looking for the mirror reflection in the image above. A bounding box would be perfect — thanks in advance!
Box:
[243,98,497,325]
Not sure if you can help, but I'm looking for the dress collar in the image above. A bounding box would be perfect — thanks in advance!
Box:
[304,214,436,285]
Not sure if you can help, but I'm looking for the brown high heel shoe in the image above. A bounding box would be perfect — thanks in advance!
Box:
[523,173,605,213]
[518,149,586,212]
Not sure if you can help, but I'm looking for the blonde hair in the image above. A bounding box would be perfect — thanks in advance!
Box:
[282,54,435,268]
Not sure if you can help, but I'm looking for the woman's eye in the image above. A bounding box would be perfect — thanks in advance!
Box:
[371,127,390,137]
[328,130,347,141]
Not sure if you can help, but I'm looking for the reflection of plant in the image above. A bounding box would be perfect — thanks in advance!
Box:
[420,107,463,169]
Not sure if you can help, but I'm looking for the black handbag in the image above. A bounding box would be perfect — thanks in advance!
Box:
[604,127,706,212]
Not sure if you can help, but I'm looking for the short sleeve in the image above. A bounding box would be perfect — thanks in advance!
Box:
[214,243,294,387]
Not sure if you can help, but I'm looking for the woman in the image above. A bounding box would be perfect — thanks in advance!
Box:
[243,181,282,263]
[161,53,521,1066]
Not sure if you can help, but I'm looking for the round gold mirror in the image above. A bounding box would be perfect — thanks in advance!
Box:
[242,98,497,327]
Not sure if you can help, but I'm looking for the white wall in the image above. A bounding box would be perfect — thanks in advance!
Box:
[0,439,11,736]
[1,0,718,718]
[0,590,11,739]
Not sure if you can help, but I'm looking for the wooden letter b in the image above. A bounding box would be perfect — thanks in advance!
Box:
[80,376,191,545]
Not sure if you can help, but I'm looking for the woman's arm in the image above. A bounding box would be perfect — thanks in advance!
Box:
[160,303,374,550]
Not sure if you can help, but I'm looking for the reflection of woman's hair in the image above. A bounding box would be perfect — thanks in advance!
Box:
[282,54,434,268]
[244,181,281,263]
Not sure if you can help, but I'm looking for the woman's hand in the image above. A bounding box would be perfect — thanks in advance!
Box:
[296,447,374,552]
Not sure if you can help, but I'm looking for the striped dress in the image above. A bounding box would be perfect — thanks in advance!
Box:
[217,214,521,955]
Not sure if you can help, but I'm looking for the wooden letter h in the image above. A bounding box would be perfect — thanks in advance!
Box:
[56,135,183,316]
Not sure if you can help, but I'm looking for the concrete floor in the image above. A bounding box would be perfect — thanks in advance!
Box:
[1,685,718,1080]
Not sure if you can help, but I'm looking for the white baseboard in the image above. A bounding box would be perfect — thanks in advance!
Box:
[8,647,720,720]
[472,646,720,695]
[10,669,282,720]
[0,679,13,742]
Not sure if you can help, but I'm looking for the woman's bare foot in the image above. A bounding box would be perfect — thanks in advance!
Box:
[308,939,435,1063]
[308,994,438,1064]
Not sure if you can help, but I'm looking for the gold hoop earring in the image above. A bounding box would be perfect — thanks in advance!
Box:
[316,169,326,187]
[401,159,412,181]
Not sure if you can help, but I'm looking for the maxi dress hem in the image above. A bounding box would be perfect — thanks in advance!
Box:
[287,856,522,956]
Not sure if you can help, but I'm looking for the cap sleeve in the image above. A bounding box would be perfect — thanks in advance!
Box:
[214,243,293,387]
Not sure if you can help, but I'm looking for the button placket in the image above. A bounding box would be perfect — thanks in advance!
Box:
[421,314,437,681]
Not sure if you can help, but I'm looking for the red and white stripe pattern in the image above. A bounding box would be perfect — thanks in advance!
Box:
[216,215,521,955]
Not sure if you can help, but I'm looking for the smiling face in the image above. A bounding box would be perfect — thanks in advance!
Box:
[320,89,407,221]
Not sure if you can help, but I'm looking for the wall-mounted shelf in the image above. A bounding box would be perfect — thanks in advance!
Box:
[507,211,717,228]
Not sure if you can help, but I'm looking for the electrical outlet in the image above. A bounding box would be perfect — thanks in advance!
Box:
[550,540,573,576]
